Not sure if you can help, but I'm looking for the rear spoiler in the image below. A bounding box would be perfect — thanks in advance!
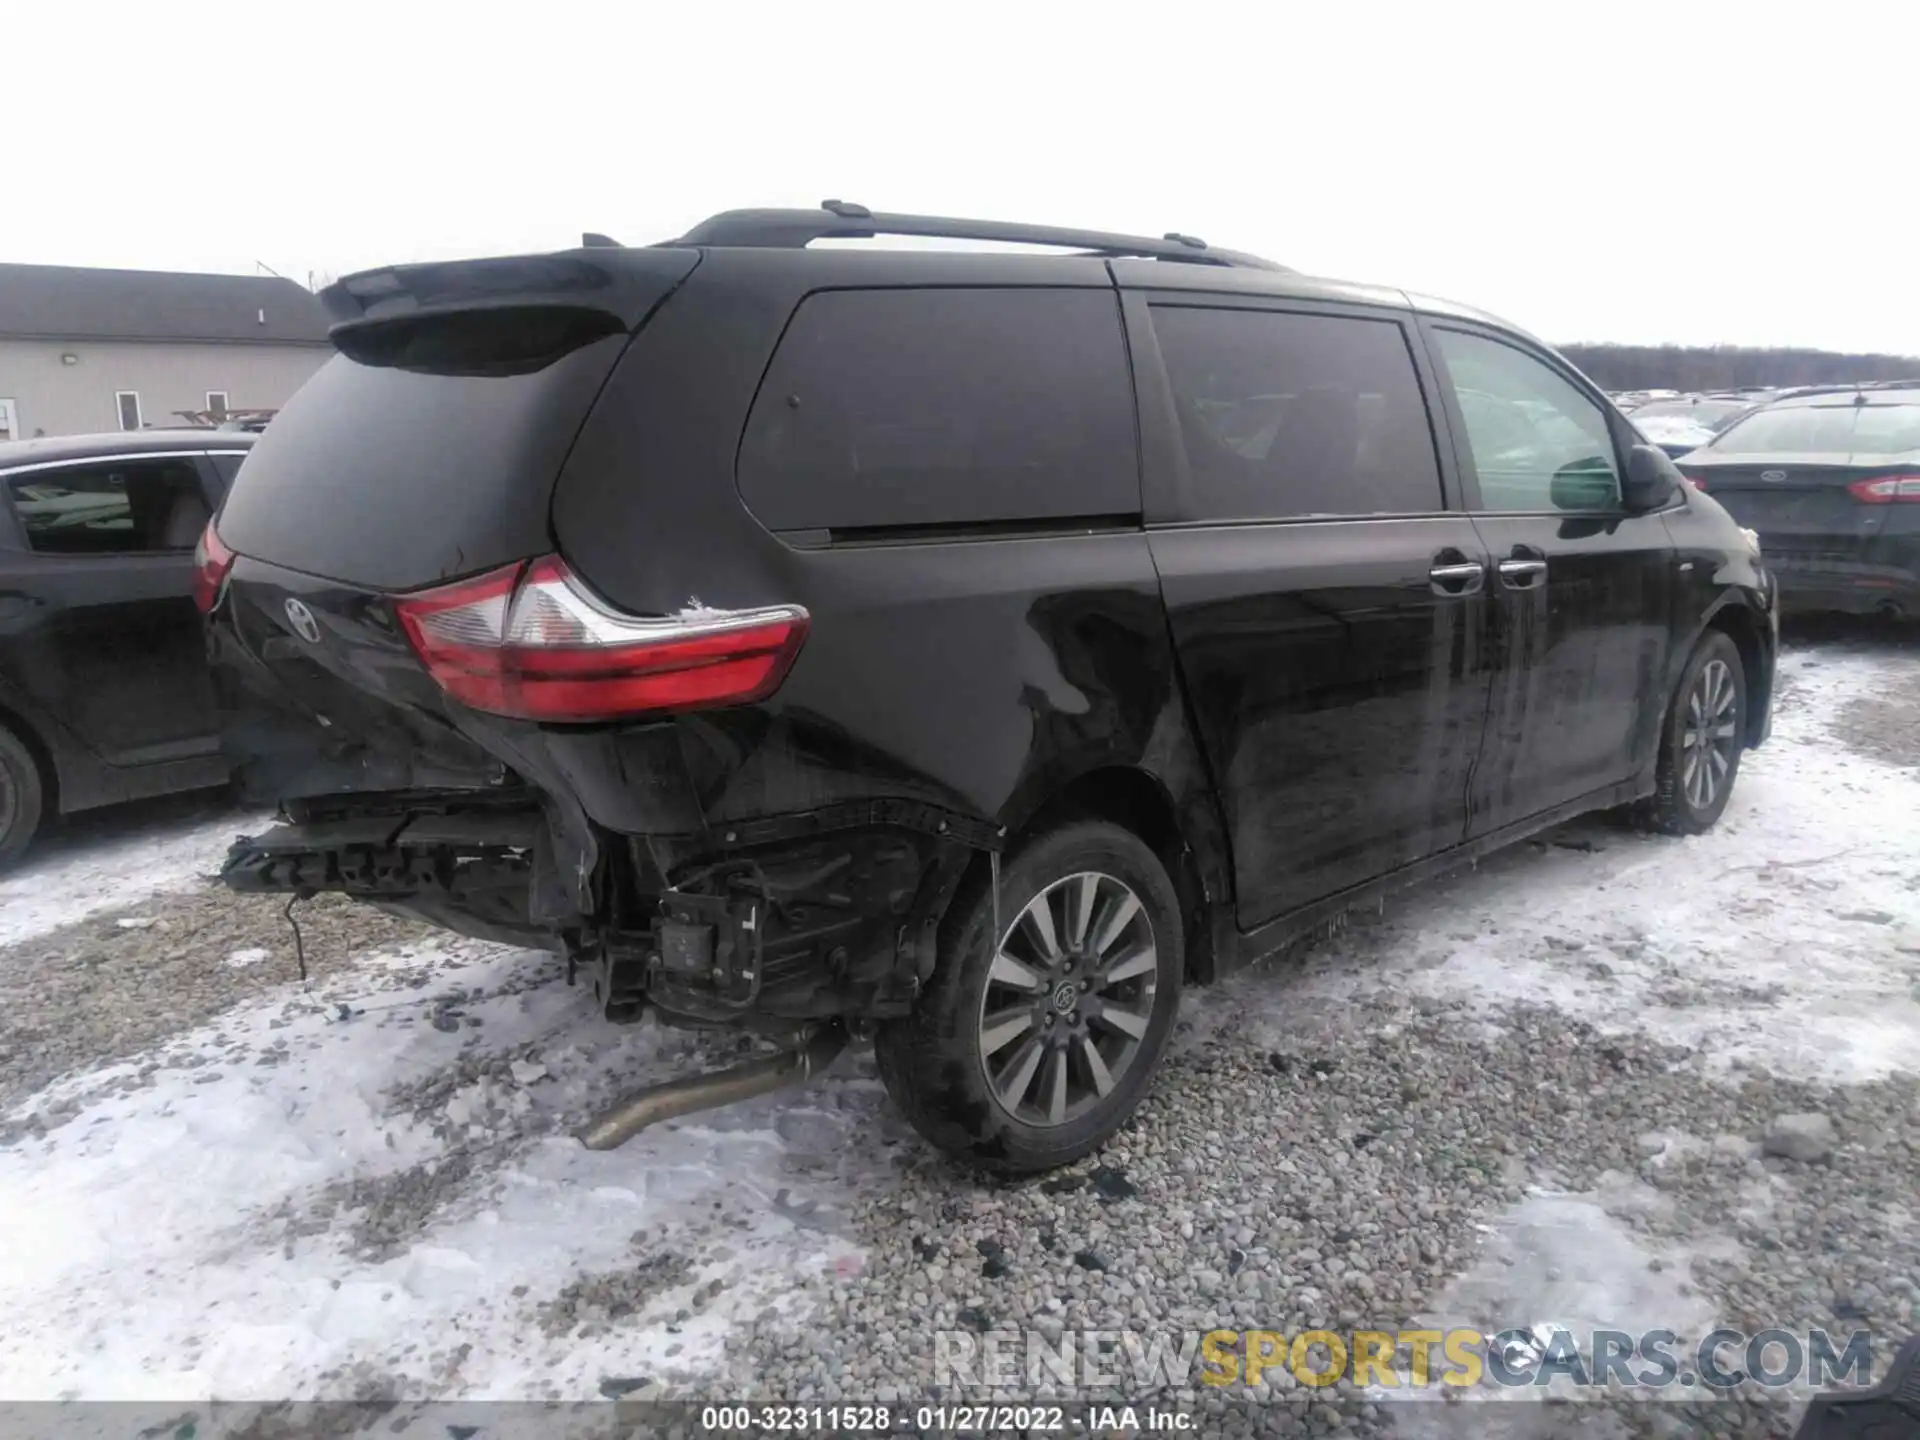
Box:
[319,247,701,373]
[321,248,701,333]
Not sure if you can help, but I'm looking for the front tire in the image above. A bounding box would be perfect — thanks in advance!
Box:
[0,721,46,869]
[875,820,1184,1174]
[1643,630,1747,835]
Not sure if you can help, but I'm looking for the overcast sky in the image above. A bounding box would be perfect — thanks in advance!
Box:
[11,2,1917,353]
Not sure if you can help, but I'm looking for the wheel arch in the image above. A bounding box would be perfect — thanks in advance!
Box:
[1701,598,1771,748]
[995,763,1227,986]
[0,695,59,817]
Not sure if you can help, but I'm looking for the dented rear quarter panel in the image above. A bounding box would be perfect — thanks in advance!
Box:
[544,249,1234,895]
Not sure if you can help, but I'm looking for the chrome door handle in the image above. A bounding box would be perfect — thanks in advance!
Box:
[1429,561,1486,596]
[1497,558,1548,589]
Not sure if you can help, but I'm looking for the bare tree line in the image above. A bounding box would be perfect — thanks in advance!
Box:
[1559,343,1920,392]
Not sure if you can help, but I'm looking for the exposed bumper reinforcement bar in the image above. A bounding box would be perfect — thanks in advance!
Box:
[575,1023,848,1150]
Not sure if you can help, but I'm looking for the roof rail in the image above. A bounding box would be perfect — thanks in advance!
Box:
[1773,379,1920,400]
[662,201,1290,271]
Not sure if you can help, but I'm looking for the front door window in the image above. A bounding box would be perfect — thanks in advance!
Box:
[1436,330,1621,512]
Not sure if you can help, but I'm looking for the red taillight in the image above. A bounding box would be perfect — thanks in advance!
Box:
[192,518,236,613]
[392,556,810,722]
[1846,475,1920,504]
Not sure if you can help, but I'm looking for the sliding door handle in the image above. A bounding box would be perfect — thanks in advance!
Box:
[1497,558,1548,589]
[1429,561,1486,596]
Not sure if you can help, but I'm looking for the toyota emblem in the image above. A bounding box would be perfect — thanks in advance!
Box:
[1760,469,1787,483]
[283,597,322,644]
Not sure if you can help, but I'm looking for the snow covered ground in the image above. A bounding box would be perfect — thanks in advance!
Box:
[0,629,1915,1424]
[0,937,884,1402]
[0,798,267,948]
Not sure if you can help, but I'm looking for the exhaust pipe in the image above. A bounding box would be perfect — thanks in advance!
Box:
[577,1024,848,1151]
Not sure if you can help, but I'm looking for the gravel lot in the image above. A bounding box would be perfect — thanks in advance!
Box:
[2,624,1916,1438]
[0,889,427,1122]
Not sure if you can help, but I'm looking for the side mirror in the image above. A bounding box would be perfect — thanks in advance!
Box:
[1622,443,1681,512]
[1548,457,1622,512]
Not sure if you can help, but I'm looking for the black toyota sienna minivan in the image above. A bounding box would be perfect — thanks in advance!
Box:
[200,204,1775,1172]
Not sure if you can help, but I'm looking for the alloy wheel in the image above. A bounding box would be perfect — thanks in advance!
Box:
[976,870,1159,1128]
[1680,657,1739,811]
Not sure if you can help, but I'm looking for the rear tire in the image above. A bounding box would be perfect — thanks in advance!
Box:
[1641,630,1747,836]
[0,721,46,868]
[875,819,1183,1174]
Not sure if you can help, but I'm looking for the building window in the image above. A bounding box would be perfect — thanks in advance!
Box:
[115,391,143,432]
[206,391,230,418]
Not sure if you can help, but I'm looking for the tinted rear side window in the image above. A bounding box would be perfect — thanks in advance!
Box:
[6,459,210,555]
[1151,306,1443,522]
[737,288,1138,532]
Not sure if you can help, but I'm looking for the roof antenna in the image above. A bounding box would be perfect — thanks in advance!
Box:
[1163,231,1209,250]
[581,232,622,248]
[821,199,872,219]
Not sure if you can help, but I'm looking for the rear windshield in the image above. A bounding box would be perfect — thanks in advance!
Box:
[216,335,628,590]
[1853,405,1920,453]
[1711,403,1920,456]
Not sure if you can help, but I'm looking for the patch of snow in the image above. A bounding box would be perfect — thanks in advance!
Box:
[0,809,270,947]
[1414,1175,1721,1346]
[1387,1176,1734,1433]
[1633,415,1717,450]
[0,942,882,1401]
[226,947,272,968]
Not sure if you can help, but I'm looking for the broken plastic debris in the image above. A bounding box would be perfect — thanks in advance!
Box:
[1492,1322,1575,1373]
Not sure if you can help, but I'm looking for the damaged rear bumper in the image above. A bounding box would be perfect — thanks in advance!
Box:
[209,553,1002,1031]
[224,795,994,1032]
[222,801,567,951]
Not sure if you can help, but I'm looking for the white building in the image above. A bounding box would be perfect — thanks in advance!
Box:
[0,263,332,441]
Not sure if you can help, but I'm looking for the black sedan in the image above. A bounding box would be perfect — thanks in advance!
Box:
[0,430,250,860]
[1679,386,1920,617]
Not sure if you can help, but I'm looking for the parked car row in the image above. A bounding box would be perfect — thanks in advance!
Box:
[1609,382,1920,619]
[1622,394,1768,458]
[1673,384,1920,619]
